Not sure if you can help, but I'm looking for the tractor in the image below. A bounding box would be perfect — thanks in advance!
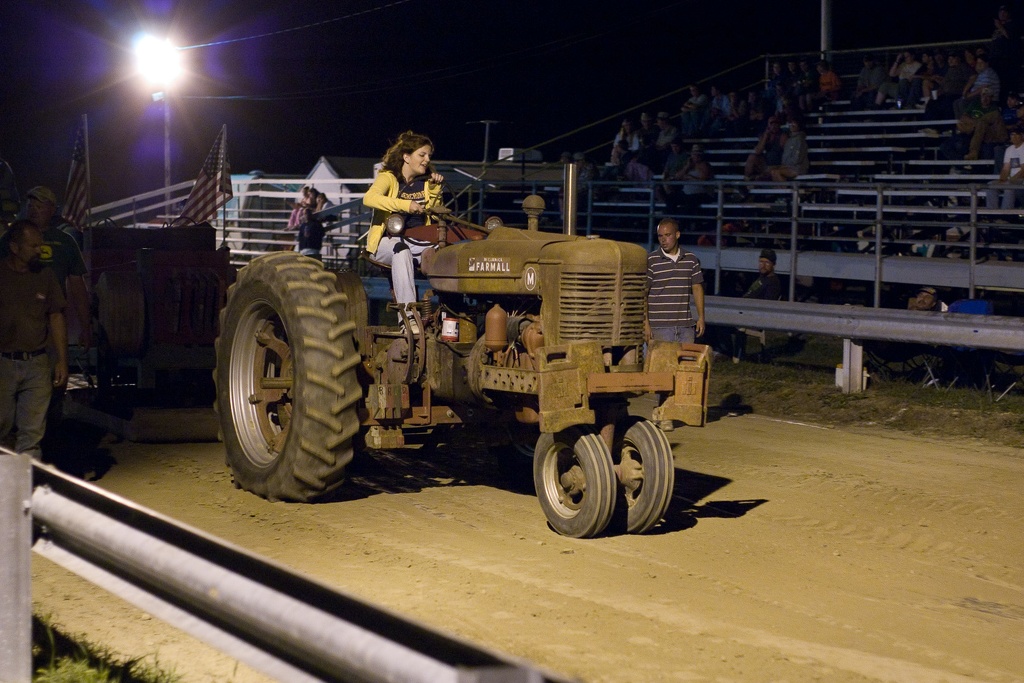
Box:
[214,187,711,538]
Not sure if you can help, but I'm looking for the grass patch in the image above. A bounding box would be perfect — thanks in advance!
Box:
[709,334,1024,449]
[32,615,179,683]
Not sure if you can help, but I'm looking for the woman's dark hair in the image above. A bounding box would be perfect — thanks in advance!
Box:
[380,130,434,177]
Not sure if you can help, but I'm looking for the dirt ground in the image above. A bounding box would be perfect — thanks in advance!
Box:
[31,395,1024,683]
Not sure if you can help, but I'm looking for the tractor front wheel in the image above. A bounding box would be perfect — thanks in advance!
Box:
[533,427,616,538]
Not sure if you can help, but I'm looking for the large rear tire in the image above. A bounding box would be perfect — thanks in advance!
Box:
[533,427,616,538]
[617,419,675,534]
[214,253,362,501]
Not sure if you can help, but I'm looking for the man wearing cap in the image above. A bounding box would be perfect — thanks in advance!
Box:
[959,53,1001,114]
[726,249,782,362]
[743,249,782,301]
[956,88,1007,160]
[908,286,947,312]
[0,220,67,457]
[13,186,90,348]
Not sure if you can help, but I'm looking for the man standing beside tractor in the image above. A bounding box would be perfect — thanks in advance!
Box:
[645,216,706,431]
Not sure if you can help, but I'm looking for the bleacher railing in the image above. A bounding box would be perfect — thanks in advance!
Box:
[87,172,1024,303]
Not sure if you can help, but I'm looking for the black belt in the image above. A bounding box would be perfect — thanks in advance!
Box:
[0,349,47,361]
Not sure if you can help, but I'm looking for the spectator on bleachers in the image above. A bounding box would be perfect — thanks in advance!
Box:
[664,144,714,230]
[575,151,597,181]
[875,50,923,109]
[654,112,680,165]
[743,115,788,181]
[286,185,311,231]
[567,150,600,205]
[964,47,978,72]
[907,286,947,312]
[707,85,732,137]
[745,89,767,134]
[794,57,819,111]
[926,50,974,120]
[852,54,887,110]
[603,139,632,180]
[765,116,809,181]
[989,4,1021,100]
[764,61,790,112]
[957,52,1001,117]
[657,138,687,204]
[623,149,655,183]
[958,88,1007,160]
[908,51,938,108]
[985,125,1024,210]
[920,49,949,103]
[804,60,842,111]
[724,91,745,136]
[612,117,641,159]
[774,90,800,125]
[785,60,800,93]
[638,112,659,149]
[1002,92,1021,125]
[680,84,710,137]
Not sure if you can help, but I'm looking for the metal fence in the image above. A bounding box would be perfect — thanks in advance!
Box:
[0,454,567,683]
[85,171,1024,304]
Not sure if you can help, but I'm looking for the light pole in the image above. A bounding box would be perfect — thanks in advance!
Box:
[467,120,500,163]
[135,34,181,211]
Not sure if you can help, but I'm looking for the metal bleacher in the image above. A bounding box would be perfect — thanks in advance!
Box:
[90,39,1019,312]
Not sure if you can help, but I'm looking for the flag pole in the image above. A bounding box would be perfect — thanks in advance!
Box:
[221,124,228,246]
[82,113,91,229]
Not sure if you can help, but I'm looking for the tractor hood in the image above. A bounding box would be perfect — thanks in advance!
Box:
[425,226,648,296]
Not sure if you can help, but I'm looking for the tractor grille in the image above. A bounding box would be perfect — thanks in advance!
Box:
[557,271,646,345]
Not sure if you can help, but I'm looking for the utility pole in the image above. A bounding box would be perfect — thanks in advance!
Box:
[467,120,500,163]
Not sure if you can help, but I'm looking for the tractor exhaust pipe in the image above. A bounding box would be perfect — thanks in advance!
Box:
[563,161,578,236]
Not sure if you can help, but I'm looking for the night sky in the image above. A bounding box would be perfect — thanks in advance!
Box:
[0,1,1003,205]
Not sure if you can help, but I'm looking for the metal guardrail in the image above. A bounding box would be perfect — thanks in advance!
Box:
[0,455,569,683]
[704,296,1024,394]
[705,296,1023,350]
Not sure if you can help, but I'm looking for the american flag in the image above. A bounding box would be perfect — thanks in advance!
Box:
[178,124,232,225]
[61,117,89,229]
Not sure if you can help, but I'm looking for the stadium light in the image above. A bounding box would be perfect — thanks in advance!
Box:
[135,34,182,209]
[135,35,181,87]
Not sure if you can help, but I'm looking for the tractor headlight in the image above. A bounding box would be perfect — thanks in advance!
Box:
[385,213,406,235]
[483,216,503,232]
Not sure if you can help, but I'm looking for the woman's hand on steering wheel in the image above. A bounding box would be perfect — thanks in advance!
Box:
[430,172,445,184]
